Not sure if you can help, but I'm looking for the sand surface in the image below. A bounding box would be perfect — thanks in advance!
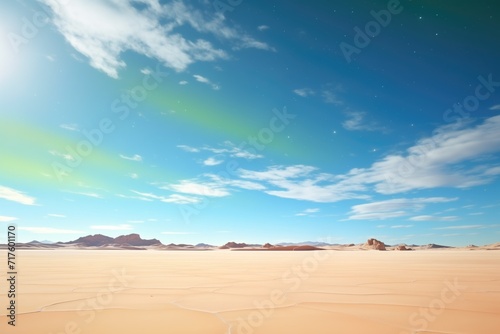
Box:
[1,250,499,333]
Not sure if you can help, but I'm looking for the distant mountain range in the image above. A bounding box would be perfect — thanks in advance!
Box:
[7,234,500,251]
[63,233,161,247]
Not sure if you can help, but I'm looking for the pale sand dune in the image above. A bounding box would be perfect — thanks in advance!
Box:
[0,250,499,333]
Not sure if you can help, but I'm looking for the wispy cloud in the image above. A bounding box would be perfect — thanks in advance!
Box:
[19,227,84,234]
[120,154,143,162]
[322,89,343,105]
[164,181,230,197]
[178,141,263,160]
[0,216,18,222]
[433,225,486,230]
[193,74,220,90]
[409,215,459,222]
[203,157,224,166]
[177,145,200,153]
[295,208,320,216]
[48,214,66,218]
[391,225,413,228]
[49,150,75,161]
[489,104,500,110]
[342,111,385,132]
[0,186,36,205]
[258,25,270,31]
[41,0,272,78]
[91,224,133,231]
[239,116,500,202]
[130,190,201,204]
[179,80,188,85]
[293,88,315,97]
[347,198,457,220]
[59,123,79,131]
[238,114,500,202]
[67,191,103,199]
[239,165,368,202]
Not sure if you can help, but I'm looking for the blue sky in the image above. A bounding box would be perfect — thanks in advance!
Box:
[1,0,499,246]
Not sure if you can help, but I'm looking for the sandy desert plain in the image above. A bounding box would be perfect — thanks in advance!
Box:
[1,245,500,334]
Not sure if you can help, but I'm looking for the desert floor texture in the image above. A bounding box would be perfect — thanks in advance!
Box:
[1,250,499,334]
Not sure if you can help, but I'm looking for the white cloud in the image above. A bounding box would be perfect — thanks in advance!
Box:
[166,180,230,197]
[182,116,500,205]
[489,104,500,110]
[91,224,133,231]
[60,123,79,131]
[368,115,500,194]
[177,145,200,153]
[235,36,276,51]
[179,141,263,160]
[0,186,36,205]
[322,89,343,105]
[239,165,367,202]
[49,150,75,161]
[203,157,224,166]
[342,111,384,132]
[293,88,315,97]
[128,173,139,179]
[433,225,485,230]
[347,197,457,220]
[19,227,84,234]
[295,208,320,216]
[41,0,272,78]
[193,74,209,84]
[179,80,188,85]
[120,154,142,162]
[140,68,152,75]
[257,25,269,31]
[0,216,18,222]
[391,225,413,228]
[193,74,220,90]
[130,190,200,204]
[161,194,200,204]
[409,215,459,222]
[205,174,266,191]
[48,214,66,218]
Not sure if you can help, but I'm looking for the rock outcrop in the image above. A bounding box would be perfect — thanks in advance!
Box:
[365,238,386,251]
